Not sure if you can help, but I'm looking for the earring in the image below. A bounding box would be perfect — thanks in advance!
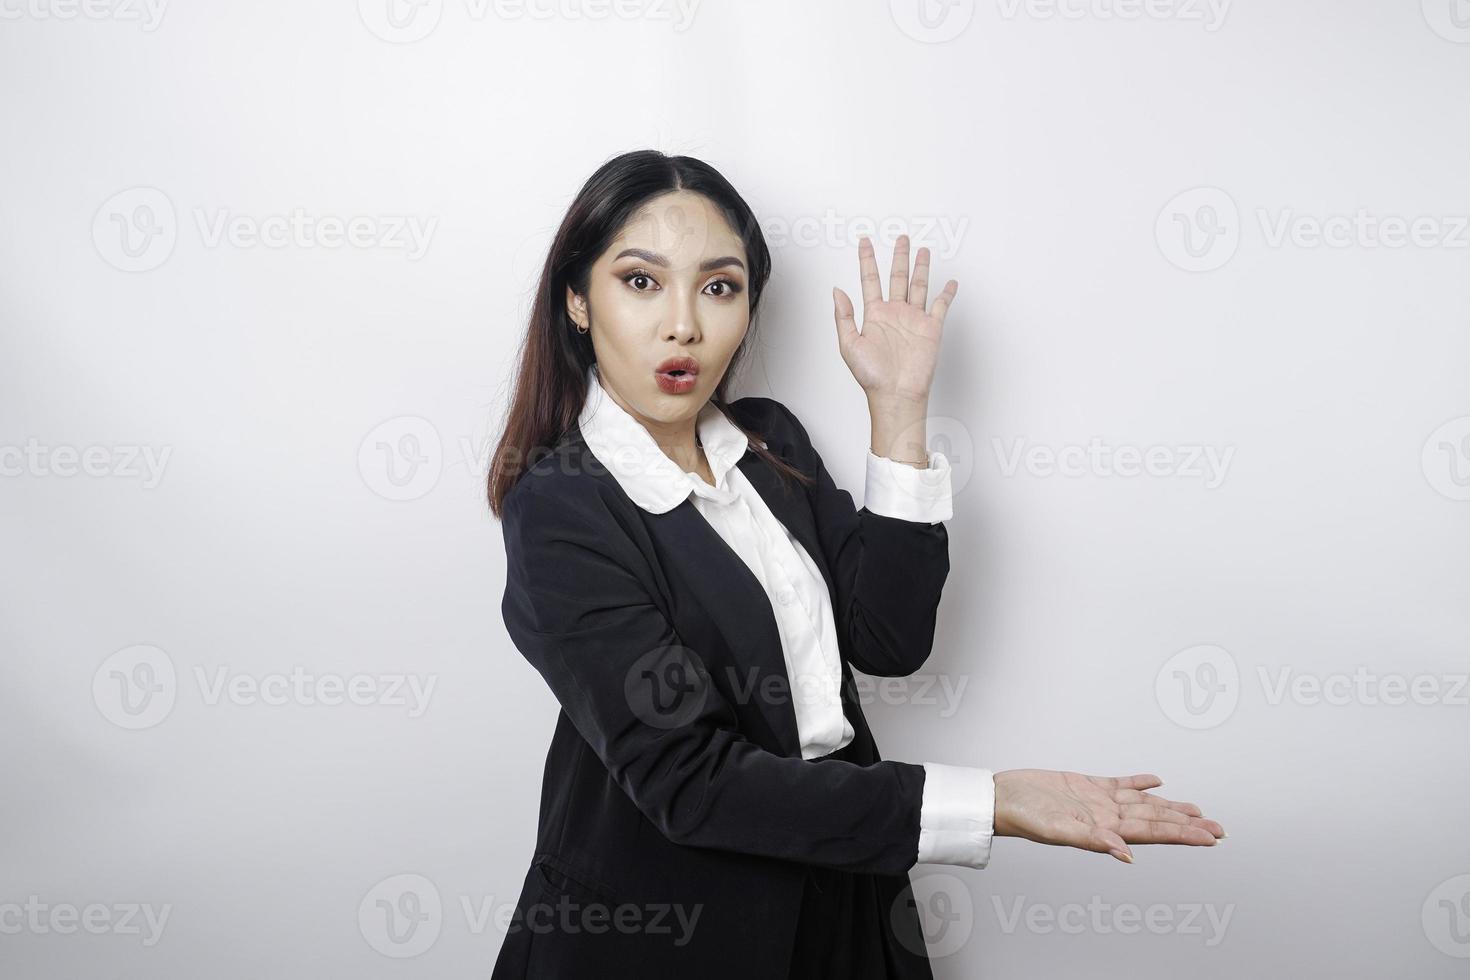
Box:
[576,320,589,333]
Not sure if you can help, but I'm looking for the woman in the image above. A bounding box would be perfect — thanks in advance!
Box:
[486,150,1224,979]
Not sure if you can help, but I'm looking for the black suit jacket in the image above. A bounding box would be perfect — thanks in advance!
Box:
[491,395,952,980]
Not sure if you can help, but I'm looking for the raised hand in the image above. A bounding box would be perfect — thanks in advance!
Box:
[994,769,1226,864]
[833,234,957,406]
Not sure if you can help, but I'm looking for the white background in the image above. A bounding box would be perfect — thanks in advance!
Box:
[2,0,1469,976]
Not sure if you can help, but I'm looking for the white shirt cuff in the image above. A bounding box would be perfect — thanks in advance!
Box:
[864,450,953,524]
[915,762,994,869]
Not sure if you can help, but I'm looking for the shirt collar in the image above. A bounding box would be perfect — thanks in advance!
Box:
[577,362,753,514]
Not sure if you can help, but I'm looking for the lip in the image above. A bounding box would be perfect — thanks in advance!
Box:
[653,355,700,395]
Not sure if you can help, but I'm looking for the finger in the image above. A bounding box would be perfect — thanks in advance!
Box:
[1119,803,1196,827]
[832,287,859,346]
[1197,817,1226,838]
[1105,773,1163,792]
[1084,827,1134,864]
[889,234,910,304]
[1113,789,1203,817]
[858,236,884,307]
[909,246,931,309]
[1144,793,1202,817]
[1118,792,1224,836]
[928,279,959,323]
[1119,805,1226,839]
[1117,818,1219,846]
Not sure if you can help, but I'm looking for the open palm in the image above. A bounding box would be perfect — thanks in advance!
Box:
[994,769,1225,863]
[833,234,957,404]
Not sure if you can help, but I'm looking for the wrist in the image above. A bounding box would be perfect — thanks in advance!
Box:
[992,769,1018,838]
[867,393,931,464]
[865,390,930,417]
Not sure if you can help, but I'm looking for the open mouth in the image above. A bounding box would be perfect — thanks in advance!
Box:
[654,356,700,378]
[654,356,701,392]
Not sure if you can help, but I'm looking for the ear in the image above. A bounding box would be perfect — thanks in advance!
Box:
[565,285,588,330]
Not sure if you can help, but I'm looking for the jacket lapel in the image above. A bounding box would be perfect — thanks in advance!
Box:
[735,452,835,605]
[648,497,803,756]
[570,427,839,760]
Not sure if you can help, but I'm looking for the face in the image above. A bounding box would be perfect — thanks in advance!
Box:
[566,190,750,432]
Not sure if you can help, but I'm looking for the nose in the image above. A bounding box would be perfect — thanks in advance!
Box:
[663,283,701,344]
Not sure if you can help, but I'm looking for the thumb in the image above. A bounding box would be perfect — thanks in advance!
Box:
[1086,827,1134,864]
[833,287,858,346]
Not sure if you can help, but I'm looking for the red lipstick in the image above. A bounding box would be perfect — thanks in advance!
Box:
[654,355,700,395]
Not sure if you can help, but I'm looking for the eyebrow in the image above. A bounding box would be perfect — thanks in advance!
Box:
[613,248,745,273]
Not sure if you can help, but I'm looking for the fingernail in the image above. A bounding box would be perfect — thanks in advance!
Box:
[1112,850,1134,864]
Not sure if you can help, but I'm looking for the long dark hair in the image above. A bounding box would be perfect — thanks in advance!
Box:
[486,149,812,518]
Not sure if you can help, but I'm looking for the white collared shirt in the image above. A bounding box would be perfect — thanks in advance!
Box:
[577,363,994,870]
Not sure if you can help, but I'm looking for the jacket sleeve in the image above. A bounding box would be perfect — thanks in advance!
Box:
[773,400,952,678]
[500,477,928,876]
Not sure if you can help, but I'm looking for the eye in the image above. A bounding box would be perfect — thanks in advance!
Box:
[705,277,744,298]
[621,269,660,292]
